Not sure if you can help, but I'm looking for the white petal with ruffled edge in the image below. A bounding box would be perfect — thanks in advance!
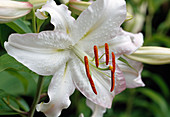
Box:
[117,56,145,88]
[86,99,106,117]
[35,0,74,33]
[36,63,75,117]
[72,0,126,51]
[98,29,144,57]
[7,31,73,49]
[4,31,72,75]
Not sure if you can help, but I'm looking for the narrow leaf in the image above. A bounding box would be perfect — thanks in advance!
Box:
[0,54,31,72]
[6,19,32,34]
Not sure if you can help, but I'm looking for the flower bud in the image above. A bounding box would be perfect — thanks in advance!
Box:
[68,0,91,15]
[60,0,69,4]
[29,0,48,8]
[0,0,33,23]
[68,0,133,21]
[126,46,170,65]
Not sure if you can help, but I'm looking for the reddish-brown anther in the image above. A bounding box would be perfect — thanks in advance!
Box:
[105,43,109,65]
[110,52,116,92]
[94,45,99,68]
[84,56,97,95]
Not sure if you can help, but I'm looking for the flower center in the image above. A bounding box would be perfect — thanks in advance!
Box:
[72,43,116,95]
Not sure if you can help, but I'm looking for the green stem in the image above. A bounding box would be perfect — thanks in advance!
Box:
[99,53,105,60]
[32,8,36,33]
[145,8,154,40]
[28,75,44,117]
[125,89,135,117]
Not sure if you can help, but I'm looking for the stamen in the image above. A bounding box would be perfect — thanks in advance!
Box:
[110,52,116,92]
[110,70,115,92]
[105,43,109,65]
[109,66,113,70]
[112,52,116,72]
[94,45,99,68]
[84,56,97,95]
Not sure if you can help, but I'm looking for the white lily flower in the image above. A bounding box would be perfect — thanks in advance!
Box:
[5,0,144,116]
[126,46,170,65]
[0,0,33,23]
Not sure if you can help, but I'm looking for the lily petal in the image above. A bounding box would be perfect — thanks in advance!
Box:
[70,56,126,108]
[117,56,145,88]
[36,63,75,117]
[35,0,74,33]
[86,99,106,117]
[4,31,72,75]
[114,66,126,95]
[72,0,126,50]
[98,29,144,57]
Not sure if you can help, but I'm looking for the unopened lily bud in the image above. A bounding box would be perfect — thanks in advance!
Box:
[0,0,33,23]
[60,0,69,4]
[68,0,91,15]
[29,0,48,8]
[126,46,170,65]
[68,0,133,21]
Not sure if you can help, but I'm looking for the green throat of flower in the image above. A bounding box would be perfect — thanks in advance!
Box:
[72,43,116,95]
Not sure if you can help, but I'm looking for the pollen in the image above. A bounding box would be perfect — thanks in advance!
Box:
[94,45,99,68]
[105,43,109,65]
[84,56,97,95]
[109,66,113,70]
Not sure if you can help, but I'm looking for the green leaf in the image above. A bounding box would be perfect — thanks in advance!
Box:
[6,19,32,34]
[0,70,37,96]
[0,54,31,72]
[137,88,168,115]
[0,24,14,47]
[0,112,19,115]
[6,69,29,93]
[15,98,29,112]
[118,57,137,72]
[142,70,169,97]
[133,99,166,117]
[0,90,8,97]
[0,71,26,95]
[0,93,20,115]
[42,76,52,93]
[0,94,28,115]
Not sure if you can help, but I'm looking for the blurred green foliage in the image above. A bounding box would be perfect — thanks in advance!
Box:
[0,0,170,117]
